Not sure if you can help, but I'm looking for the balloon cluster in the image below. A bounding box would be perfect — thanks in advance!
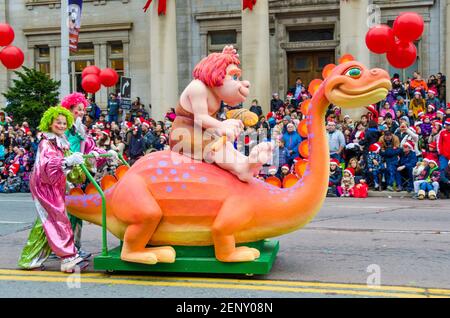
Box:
[365,12,424,69]
[81,65,119,94]
[0,23,25,70]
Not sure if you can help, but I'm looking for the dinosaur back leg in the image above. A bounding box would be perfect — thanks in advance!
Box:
[111,175,175,264]
[211,197,259,262]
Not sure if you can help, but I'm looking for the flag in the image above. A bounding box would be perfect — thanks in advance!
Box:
[243,0,257,11]
[68,0,83,52]
[143,0,167,15]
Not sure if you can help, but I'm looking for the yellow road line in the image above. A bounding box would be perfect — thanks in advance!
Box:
[0,274,432,298]
[0,269,443,295]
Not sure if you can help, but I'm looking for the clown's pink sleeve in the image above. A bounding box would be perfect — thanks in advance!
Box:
[37,140,65,185]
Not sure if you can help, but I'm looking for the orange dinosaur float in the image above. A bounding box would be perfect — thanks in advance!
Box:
[66,53,391,265]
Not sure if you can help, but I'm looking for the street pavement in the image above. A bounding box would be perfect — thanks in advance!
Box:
[0,193,449,298]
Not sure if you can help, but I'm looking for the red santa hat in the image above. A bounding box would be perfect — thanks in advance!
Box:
[427,104,436,111]
[124,121,133,129]
[344,168,355,177]
[428,141,437,149]
[268,166,278,174]
[95,121,105,129]
[100,129,110,137]
[281,164,290,171]
[142,120,151,129]
[368,142,381,153]
[403,140,415,150]
[428,159,438,166]
[445,119,450,126]
[437,109,444,116]
[417,111,425,118]
[9,163,19,176]
[330,158,340,166]
[427,88,437,96]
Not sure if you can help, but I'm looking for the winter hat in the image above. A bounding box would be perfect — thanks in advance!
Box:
[100,129,110,137]
[330,158,340,166]
[142,121,151,129]
[268,166,277,175]
[403,140,415,150]
[417,111,425,117]
[427,88,437,96]
[368,142,381,153]
[437,109,444,116]
[428,141,437,149]
[427,104,436,111]
[414,90,422,96]
[344,168,355,177]
[428,159,438,166]
[95,121,105,129]
[281,164,290,171]
[445,119,450,126]
[9,163,19,176]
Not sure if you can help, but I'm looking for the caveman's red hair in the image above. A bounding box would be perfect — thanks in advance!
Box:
[193,45,240,87]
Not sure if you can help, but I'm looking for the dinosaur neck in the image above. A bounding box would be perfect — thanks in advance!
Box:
[252,86,330,238]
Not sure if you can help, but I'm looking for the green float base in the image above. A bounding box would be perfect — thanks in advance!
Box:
[94,240,279,275]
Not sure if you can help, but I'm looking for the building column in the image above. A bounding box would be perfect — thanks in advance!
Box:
[241,0,271,113]
[339,0,370,66]
[149,0,179,122]
[446,0,450,103]
[50,46,57,80]
[340,0,370,119]
[0,1,8,106]
[95,43,108,108]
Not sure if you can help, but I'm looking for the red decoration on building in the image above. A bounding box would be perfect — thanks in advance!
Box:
[143,0,167,15]
[243,0,257,11]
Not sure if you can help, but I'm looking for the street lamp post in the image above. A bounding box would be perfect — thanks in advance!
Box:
[60,0,70,98]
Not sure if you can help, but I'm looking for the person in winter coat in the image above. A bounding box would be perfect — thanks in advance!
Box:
[379,131,401,191]
[128,126,145,165]
[437,119,450,174]
[328,159,342,197]
[395,140,418,192]
[282,123,302,165]
[338,168,355,197]
[366,142,384,191]
[416,159,441,200]
[410,91,426,118]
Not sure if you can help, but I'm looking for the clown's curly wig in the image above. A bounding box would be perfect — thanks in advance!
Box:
[61,92,89,110]
[38,106,74,133]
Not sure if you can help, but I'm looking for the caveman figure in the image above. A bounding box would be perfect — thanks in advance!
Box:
[169,45,273,182]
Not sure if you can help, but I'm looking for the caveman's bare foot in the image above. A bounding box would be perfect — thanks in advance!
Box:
[249,142,273,169]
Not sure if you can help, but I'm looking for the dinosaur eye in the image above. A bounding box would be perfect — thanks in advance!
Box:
[345,68,362,78]
[232,74,239,81]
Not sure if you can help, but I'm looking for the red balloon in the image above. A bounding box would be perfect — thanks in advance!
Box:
[365,25,395,54]
[82,65,101,79]
[0,46,24,70]
[393,12,424,42]
[82,74,101,93]
[0,23,15,47]
[99,68,119,87]
[386,40,417,69]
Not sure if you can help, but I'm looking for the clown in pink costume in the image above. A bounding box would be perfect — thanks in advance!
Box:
[62,92,118,252]
[18,107,88,272]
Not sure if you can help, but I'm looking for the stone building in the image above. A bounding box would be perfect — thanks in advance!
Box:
[1,0,449,121]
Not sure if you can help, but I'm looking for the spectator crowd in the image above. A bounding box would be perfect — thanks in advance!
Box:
[1,71,449,200]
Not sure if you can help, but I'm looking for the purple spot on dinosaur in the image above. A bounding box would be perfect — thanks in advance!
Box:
[166,186,173,193]
[158,161,168,167]
[199,177,207,183]
[182,172,190,179]
[181,184,187,190]
[174,177,180,182]
[156,169,163,175]
[170,169,177,175]
[164,176,169,181]
[151,176,157,182]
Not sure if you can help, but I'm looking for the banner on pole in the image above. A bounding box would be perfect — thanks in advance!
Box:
[68,0,83,52]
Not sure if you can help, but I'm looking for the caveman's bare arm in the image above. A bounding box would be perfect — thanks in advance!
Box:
[187,81,222,130]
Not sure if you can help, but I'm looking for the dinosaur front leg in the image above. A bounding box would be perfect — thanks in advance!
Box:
[111,175,176,265]
[211,197,259,262]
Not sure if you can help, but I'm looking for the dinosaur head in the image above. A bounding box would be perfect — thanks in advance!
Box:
[324,61,391,109]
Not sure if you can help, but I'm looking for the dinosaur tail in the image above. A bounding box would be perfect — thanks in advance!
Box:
[65,165,130,226]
